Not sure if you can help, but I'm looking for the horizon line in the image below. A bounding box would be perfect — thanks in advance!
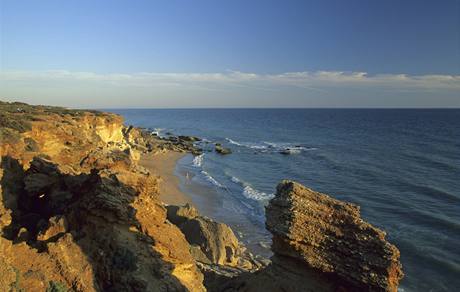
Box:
[95,106,460,110]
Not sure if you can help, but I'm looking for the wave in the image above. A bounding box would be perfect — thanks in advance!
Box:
[243,185,274,201]
[192,153,204,167]
[231,175,274,201]
[201,170,224,188]
[226,138,243,147]
[150,128,165,137]
[226,138,267,149]
[226,138,317,153]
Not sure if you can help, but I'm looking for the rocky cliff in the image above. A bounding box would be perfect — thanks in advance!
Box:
[0,101,205,291]
[0,101,403,291]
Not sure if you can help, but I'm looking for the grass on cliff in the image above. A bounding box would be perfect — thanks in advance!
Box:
[46,281,67,292]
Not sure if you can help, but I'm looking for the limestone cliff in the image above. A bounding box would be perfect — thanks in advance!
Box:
[0,101,205,291]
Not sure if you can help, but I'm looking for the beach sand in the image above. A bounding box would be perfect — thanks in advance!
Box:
[139,151,192,205]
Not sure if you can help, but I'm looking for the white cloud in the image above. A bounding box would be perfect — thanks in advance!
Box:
[1,70,459,90]
[0,69,459,108]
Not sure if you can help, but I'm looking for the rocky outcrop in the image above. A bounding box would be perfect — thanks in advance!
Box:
[166,204,261,271]
[266,180,403,292]
[203,181,403,292]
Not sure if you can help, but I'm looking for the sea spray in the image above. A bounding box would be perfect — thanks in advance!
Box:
[193,153,204,167]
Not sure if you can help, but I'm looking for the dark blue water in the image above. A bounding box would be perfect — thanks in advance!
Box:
[110,109,460,292]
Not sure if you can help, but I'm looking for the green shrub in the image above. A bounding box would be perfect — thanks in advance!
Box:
[0,128,21,145]
[24,137,40,152]
[46,281,67,292]
[0,113,32,133]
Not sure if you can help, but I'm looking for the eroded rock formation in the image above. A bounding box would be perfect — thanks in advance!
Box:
[166,204,262,270]
[266,180,404,292]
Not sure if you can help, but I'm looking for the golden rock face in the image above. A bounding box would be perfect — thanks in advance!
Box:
[0,102,205,292]
[266,180,404,292]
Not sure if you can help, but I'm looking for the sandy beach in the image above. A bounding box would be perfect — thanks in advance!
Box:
[139,151,192,205]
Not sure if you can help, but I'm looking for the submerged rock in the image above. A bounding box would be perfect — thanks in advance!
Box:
[266,180,404,292]
[178,135,201,142]
[215,145,232,155]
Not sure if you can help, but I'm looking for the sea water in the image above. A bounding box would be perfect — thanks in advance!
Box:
[110,108,460,292]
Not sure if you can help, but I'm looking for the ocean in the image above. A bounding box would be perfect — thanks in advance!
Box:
[109,108,460,292]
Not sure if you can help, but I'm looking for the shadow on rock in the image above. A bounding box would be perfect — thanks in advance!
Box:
[0,155,188,291]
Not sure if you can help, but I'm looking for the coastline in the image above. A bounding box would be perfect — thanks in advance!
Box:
[0,101,405,291]
[139,151,192,206]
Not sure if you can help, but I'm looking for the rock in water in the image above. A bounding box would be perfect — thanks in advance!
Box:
[266,180,403,292]
[215,145,232,155]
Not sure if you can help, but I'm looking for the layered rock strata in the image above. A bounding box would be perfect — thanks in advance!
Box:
[265,181,403,292]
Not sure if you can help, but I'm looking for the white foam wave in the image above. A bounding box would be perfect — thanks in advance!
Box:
[226,138,243,146]
[243,185,274,201]
[201,170,224,188]
[226,138,317,153]
[151,128,164,136]
[231,175,273,201]
[226,138,267,149]
[192,153,204,167]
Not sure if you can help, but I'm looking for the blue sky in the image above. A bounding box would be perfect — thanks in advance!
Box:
[0,0,459,107]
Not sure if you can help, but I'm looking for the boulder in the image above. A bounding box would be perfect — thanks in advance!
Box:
[266,180,403,292]
[166,203,199,225]
[178,135,201,142]
[180,217,240,266]
[215,145,232,155]
[166,204,253,268]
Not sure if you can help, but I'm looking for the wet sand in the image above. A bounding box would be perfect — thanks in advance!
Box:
[139,151,192,205]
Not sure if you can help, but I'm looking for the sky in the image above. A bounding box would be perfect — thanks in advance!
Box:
[0,0,459,108]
